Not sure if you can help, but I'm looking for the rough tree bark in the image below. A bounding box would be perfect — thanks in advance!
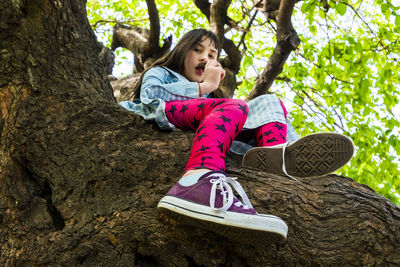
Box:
[1,1,399,266]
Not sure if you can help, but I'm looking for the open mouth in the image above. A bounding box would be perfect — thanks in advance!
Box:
[196,62,206,72]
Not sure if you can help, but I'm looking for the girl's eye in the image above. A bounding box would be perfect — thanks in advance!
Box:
[209,54,215,59]
[194,48,201,53]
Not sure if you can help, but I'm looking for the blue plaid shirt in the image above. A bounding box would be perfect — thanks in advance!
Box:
[119,66,299,154]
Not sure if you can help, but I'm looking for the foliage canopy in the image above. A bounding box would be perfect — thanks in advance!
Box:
[86,0,400,205]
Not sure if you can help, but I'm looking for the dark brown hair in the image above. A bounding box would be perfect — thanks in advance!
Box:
[133,29,219,98]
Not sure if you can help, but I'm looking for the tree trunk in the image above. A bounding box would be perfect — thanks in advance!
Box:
[0,1,399,266]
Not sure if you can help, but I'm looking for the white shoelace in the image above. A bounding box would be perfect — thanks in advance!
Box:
[209,175,254,214]
[281,142,298,182]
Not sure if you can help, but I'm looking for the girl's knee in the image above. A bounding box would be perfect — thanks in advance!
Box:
[232,99,249,115]
[219,99,249,120]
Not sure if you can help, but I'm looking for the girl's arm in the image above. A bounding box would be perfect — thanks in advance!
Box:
[140,67,202,100]
[200,60,225,95]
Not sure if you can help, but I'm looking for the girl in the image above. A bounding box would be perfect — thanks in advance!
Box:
[119,29,354,244]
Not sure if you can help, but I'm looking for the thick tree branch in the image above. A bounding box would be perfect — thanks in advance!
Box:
[193,0,210,18]
[193,0,245,32]
[111,1,171,73]
[111,25,171,73]
[111,24,149,58]
[209,0,231,50]
[193,0,242,73]
[145,0,160,54]
[276,0,296,35]
[246,0,300,101]
[220,39,242,74]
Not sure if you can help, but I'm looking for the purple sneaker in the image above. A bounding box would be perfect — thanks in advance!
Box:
[157,171,288,245]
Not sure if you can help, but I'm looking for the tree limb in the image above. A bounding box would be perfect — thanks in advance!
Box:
[193,0,245,32]
[246,0,300,101]
[145,0,160,55]
[193,0,210,18]
[111,1,171,73]
[210,0,232,49]
[193,0,242,73]
[111,24,149,55]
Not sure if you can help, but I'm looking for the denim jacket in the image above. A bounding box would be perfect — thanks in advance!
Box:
[119,66,299,154]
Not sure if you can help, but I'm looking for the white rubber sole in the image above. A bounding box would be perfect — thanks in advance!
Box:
[158,196,288,244]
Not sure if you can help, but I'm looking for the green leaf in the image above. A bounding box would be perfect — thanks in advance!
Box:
[395,15,400,27]
[310,25,317,34]
[243,55,253,69]
[336,3,347,16]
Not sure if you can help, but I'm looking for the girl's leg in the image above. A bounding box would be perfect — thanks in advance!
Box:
[159,98,289,244]
[255,122,287,146]
[165,98,249,172]
[254,100,288,147]
[242,100,354,178]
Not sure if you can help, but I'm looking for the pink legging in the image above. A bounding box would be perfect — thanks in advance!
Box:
[165,98,288,172]
[165,98,248,172]
[254,100,287,147]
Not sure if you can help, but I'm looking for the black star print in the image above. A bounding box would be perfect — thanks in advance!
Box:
[197,102,205,111]
[217,140,224,153]
[201,156,212,162]
[219,115,232,125]
[197,133,208,142]
[196,145,210,152]
[169,105,177,115]
[274,123,284,131]
[266,137,278,143]
[258,134,263,141]
[196,125,206,134]
[263,130,273,136]
[235,123,240,134]
[238,104,248,115]
[215,124,227,133]
[180,104,189,114]
[193,117,200,128]
[216,107,226,113]
[210,101,216,107]
[212,101,226,107]
[280,133,286,140]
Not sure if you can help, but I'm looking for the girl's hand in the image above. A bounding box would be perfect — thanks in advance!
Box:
[200,61,226,95]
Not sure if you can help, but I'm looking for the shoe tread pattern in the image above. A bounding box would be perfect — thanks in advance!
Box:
[159,208,285,246]
[242,133,354,177]
[254,150,269,169]
[293,135,353,177]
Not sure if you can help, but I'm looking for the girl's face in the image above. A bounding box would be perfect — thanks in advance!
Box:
[183,37,218,82]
